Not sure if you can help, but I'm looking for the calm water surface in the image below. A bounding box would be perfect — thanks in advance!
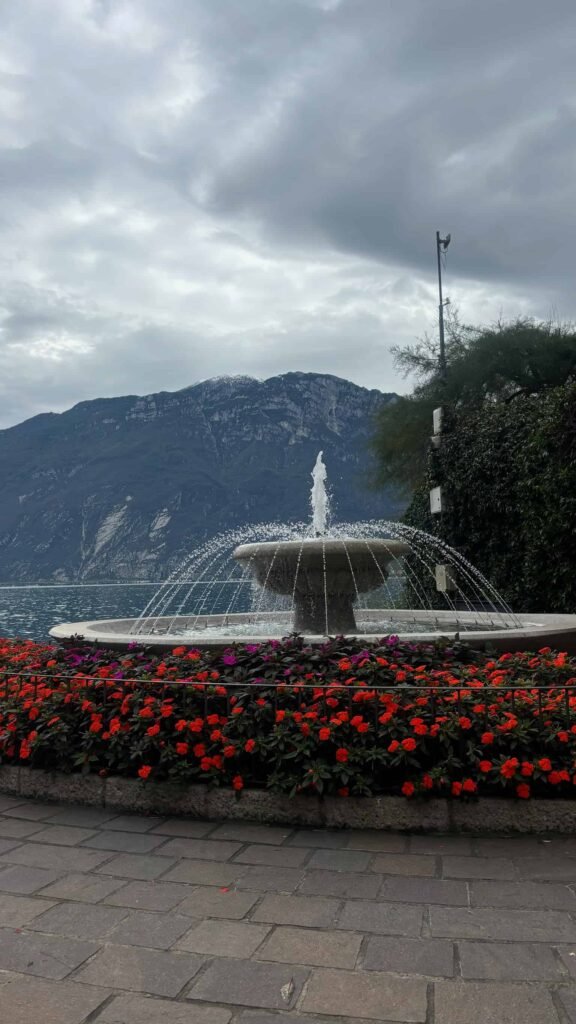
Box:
[0,584,184,642]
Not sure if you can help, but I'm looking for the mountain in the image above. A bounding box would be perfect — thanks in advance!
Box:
[0,372,401,582]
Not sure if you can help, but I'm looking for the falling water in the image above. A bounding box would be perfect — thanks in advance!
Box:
[120,452,523,640]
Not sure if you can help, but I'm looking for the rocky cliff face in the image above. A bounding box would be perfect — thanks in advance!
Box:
[0,372,400,582]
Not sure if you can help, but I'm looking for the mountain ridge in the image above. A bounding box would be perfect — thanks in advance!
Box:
[0,371,401,582]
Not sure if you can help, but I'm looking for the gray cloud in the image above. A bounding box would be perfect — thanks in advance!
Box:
[0,0,573,427]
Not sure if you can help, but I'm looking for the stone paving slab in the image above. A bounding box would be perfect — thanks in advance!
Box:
[0,976,110,1024]
[73,944,205,996]
[95,993,232,1023]
[302,967,428,1021]
[256,924,362,968]
[361,935,454,976]
[0,928,99,978]
[434,980,560,1023]
[458,939,566,980]
[189,957,309,1010]
[3,796,576,1022]
[176,918,271,957]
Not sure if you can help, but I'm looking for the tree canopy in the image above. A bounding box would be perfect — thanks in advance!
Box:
[372,316,576,493]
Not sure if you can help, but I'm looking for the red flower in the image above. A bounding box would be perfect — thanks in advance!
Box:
[422,774,433,790]
[479,760,492,773]
[336,748,349,763]
[388,740,400,753]
[462,778,477,793]
[232,775,244,791]
[481,731,494,745]
[459,716,472,730]
[223,745,236,758]
[318,728,331,741]
[176,742,189,755]
[146,724,160,737]
[557,731,570,743]
[516,783,531,799]
[538,758,552,772]
[401,781,415,797]
[244,739,256,753]
[193,743,206,758]
[500,757,519,779]
[138,707,154,719]
[338,786,350,797]
[138,765,152,779]
[356,722,370,734]
[520,762,534,777]
[452,781,463,796]
[414,723,428,736]
[175,719,188,732]
[206,714,220,726]
[401,737,417,752]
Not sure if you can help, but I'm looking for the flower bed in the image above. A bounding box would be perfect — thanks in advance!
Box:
[1,634,576,800]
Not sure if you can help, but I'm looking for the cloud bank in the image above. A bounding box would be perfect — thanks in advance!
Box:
[0,0,574,426]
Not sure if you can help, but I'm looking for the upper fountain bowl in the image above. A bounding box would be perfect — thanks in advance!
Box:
[233,537,410,634]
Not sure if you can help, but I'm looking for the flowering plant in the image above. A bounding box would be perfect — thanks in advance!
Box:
[1,635,576,800]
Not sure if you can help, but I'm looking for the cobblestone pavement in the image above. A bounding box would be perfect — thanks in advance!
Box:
[2,797,576,1022]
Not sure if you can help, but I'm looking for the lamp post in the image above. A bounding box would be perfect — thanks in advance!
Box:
[436,230,451,382]
[431,231,455,589]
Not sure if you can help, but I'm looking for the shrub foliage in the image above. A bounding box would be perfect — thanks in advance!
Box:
[404,384,576,613]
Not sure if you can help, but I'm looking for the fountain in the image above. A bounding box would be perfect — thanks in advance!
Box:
[50,452,576,651]
[233,453,409,634]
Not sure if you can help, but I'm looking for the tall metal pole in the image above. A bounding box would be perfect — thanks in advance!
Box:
[436,230,447,382]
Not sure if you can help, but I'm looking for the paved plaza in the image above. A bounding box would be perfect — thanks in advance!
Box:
[1,797,576,1022]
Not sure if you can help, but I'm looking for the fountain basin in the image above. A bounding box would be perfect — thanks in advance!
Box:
[233,537,409,634]
[49,610,576,653]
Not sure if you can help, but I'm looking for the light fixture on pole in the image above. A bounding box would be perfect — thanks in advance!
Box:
[436,231,451,382]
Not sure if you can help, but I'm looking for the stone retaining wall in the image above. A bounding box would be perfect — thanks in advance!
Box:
[3,766,576,833]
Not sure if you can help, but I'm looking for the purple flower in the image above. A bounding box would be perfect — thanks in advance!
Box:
[244,644,261,653]
[66,654,86,667]
[222,654,237,666]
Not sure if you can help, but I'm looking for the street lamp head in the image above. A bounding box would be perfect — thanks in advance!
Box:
[442,233,451,249]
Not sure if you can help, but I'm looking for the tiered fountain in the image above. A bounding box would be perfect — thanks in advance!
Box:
[233,454,409,634]
[50,453,576,651]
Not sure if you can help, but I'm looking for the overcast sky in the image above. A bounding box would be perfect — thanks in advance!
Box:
[1,0,575,428]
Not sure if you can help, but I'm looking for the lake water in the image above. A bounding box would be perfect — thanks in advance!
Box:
[0,584,170,642]
[0,579,407,643]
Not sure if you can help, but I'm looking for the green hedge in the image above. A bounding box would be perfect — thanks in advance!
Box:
[403,384,576,613]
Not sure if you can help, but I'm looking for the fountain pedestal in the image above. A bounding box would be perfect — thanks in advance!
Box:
[233,538,409,635]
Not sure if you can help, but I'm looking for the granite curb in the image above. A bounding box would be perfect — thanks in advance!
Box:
[4,767,576,833]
